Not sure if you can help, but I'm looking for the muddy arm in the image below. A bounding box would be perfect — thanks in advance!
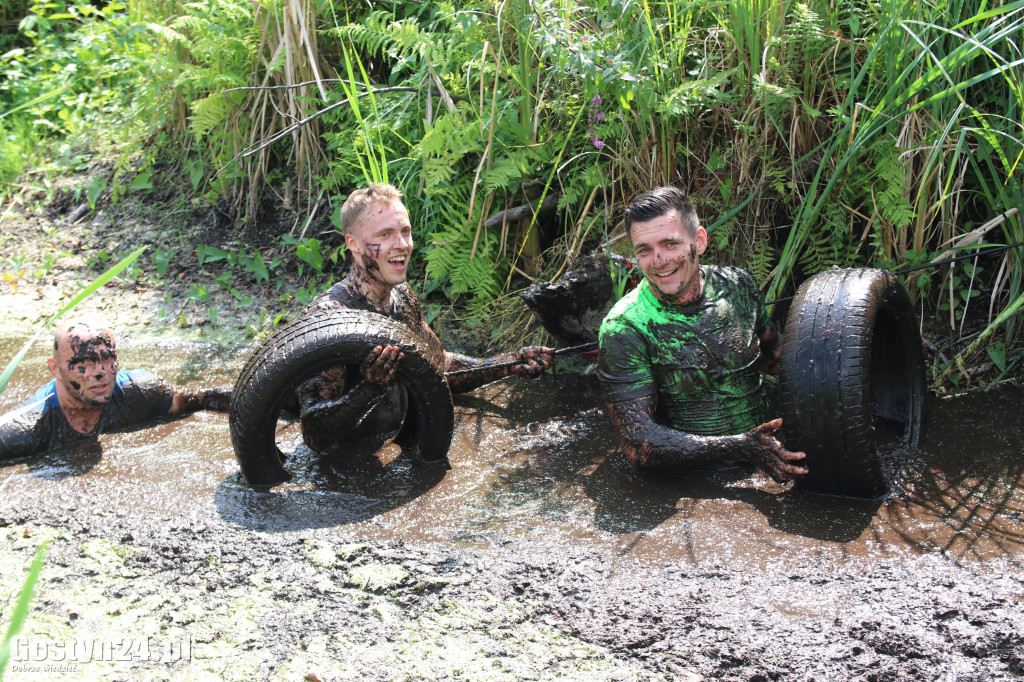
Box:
[606,395,754,468]
[298,346,403,453]
[169,386,233,415]
[443,347,554,393]
[606,396,807,482]
[298,379,392,451]
[0,416,43,461]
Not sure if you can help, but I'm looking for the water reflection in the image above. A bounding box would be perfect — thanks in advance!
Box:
[214,423,450,532]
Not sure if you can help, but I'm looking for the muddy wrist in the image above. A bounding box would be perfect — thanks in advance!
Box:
[201,386,232,413]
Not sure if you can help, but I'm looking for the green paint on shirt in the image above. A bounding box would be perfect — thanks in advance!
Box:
[598,265,769,436]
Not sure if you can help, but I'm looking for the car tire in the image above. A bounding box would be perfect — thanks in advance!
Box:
[779,267,925,498]
[228,308,454,485]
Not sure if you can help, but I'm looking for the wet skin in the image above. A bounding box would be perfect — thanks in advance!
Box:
[46,322,232,436]
[298,199,554,454]
[630,209,708,305]
[48,324,120,433]
[610,213,806,481]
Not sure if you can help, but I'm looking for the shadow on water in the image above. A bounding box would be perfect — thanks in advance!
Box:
[876,387,1024,563]
[212,431,450,532]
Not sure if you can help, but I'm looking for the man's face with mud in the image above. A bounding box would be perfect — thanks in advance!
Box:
[346,200,414,289]
[50,325,119,407]
[630,208,708,303]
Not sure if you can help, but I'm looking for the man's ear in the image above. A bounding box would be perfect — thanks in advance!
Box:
[344,232,359,255]
[47,357,59,378]
[695,226,709,256]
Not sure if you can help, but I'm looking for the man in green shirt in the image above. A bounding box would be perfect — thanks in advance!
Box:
[598,187,807,482]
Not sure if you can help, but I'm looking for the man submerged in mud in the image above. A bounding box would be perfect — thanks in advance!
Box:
[0,319,231,460]
[298,183,554,455]
[598,187,808,482]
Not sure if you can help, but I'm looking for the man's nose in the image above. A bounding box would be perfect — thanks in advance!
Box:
[397,232,412,248]
[87,359,115,376]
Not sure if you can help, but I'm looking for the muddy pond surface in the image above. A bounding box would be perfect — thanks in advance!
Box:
[2,331,1024,680]
[2,333,1022,570]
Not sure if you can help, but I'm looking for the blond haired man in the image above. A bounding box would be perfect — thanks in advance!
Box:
[298,184,554,454]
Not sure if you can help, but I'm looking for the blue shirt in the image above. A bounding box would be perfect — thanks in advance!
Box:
[0,369,175,460]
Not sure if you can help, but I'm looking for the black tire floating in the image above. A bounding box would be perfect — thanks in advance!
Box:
[229,308,454,485]
[778,268,925,498]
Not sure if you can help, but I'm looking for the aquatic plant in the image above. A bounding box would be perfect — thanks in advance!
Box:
[0,540,49,679]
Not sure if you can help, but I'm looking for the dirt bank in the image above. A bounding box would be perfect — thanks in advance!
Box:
[2,500,1023,680]
[2,193,1024,680]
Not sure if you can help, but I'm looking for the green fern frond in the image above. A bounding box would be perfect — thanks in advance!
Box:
[189,92,232,137]
[484,152,527,194]
[146,23,191,48]
[872,141,914,232]
[798,203,855,274]
[169,15,208,37]
[748,233,775,285]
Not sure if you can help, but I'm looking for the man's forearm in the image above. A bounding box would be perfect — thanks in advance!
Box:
[607,397,753,468]
[299,380,389,452]
[0,421,42,461]
[444,352,515,393]
[171,386,232,414]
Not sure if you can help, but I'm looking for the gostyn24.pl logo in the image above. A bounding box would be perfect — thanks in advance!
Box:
[8,635,192,664]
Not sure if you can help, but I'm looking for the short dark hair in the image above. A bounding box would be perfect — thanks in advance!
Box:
[624,186,700,239]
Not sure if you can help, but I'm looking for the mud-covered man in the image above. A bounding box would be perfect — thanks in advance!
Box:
[0,319,231,460]
[597,187,807,482]
[298,183,554,455]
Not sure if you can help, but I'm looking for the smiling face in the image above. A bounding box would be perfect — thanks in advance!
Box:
[630,209,708,304]
[47,322,119,409]
[345,200,414,303]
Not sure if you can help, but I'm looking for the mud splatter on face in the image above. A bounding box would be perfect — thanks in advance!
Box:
[65,328,118,371]
[359,253,381,275]
[690,244,697,262]
[57,325,119,410]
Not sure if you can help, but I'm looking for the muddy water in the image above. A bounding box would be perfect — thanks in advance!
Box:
[2,333,1022,572]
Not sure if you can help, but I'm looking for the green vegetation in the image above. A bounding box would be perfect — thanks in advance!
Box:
[1,0,1022,386]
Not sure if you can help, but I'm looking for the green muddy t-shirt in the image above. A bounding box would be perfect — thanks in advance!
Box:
[598,265,770,436]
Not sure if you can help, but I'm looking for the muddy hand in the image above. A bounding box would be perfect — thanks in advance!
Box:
[747,418,807,483]
[509,346,555,379]
[360,345,404,385]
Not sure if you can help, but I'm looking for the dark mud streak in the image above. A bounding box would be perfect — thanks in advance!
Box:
[64,327,117,371]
